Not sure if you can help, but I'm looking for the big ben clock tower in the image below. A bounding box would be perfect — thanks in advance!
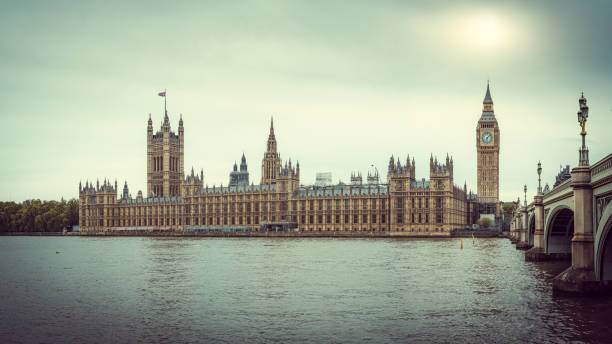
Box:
[476,81,500,215]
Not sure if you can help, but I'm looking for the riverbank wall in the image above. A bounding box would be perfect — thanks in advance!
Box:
[59,230,501,238]
[2,231,502,238]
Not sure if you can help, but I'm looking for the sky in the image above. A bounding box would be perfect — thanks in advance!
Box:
[0,0,611,203]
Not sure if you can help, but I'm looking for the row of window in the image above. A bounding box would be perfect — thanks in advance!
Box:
[86,196,453,218]
[96,213,391,228]
[92,212,448,228]
[396,197,443,209]
[396,213,443,224]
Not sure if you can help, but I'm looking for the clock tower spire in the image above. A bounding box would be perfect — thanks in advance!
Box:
[476,81,500,218]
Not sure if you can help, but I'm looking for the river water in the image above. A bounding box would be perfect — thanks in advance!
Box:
[1,237,611,343]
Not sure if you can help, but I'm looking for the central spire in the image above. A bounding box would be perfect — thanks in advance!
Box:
[261,116,281,185]
[266,116,277,152]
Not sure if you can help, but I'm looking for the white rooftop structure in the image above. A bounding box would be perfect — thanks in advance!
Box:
[315,172,332,186]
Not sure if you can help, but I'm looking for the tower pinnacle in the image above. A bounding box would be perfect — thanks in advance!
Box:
[481,81,495,114]
[483,81,493,104]
[266,117,277,152]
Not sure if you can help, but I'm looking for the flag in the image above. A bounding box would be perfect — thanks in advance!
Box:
[158,91,166,97]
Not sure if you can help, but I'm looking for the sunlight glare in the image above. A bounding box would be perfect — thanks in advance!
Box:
[472,15,502,47]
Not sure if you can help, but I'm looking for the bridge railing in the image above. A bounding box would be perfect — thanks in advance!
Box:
[591,153,612,180]
[543,178,572,203]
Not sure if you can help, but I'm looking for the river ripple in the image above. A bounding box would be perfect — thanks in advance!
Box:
[1,237,611,343]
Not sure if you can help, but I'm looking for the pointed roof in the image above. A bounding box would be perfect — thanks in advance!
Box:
[265,116,278,153]
[269,117,275,139]
[483,81,493,104]
[479,80,497,122]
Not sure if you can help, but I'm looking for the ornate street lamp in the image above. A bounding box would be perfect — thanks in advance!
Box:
[523,185,527,207]
[577,92,589,166]
[537,161,542,194]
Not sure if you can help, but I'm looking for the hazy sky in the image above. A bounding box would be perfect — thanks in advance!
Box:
[1,0,611,202]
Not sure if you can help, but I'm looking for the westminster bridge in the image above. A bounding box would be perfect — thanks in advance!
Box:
[508,93,612,295]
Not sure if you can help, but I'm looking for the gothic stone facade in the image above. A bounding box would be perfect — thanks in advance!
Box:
[147,111,184,198]
[80,102,482,234]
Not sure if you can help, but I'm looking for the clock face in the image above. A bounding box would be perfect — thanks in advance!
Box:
[481,131,493,144]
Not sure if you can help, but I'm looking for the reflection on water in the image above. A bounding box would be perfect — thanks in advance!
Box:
[0,237,611,343]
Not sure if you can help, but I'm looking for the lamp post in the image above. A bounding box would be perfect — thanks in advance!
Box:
[577,92,589,166]
[537,161,542,194]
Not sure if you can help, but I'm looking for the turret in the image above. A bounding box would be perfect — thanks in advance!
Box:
[122,181,129,199]
[162,111,170,132]
[367,166,379,184]
[406,154,411,173]
[230,154,250,187]
[147,113,153,135]
[240,153,248,172]
[178,114,184,136]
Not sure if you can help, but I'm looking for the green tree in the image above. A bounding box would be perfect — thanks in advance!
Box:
[502,203,517,219]
[477,217,492,229]
[0,198,80,232]
[67,199,79,227]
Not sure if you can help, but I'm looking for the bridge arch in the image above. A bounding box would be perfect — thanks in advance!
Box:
[594,203,612,280]
[528,214,535,246]
[544,205,574,254]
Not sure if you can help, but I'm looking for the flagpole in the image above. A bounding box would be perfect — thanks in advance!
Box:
[164,89,167,115]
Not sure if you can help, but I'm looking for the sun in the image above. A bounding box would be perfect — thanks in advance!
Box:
[472,15,502,47]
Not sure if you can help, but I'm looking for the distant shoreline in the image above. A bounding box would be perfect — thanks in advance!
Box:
[1,231,502,238]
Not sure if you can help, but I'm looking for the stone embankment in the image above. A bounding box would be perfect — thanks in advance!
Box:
[65,230,501,238]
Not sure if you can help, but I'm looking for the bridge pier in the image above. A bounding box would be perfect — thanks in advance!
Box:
[553,166,610,295]
[509,217,519,244]
[525,194,564,260]
[517,206,532,250]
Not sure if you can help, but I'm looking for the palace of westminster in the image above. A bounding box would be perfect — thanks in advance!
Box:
[78,84,501,234]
